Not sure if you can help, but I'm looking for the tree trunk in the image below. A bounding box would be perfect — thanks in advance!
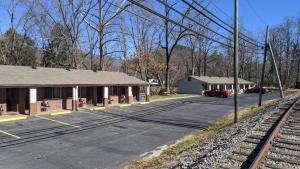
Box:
[295,58,300,87]
[203,53,207,76]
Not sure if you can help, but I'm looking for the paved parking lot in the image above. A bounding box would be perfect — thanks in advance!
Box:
[0,93,282,169]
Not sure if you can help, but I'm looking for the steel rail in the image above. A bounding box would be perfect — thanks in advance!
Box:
[249,98,300,169]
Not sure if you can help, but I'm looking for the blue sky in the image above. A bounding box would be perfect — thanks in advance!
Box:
[0,0,299,42]
[213,0,300,33]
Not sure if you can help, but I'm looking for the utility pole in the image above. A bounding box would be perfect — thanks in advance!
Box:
[98,0,104,71]
[233,0,239,123]
[268,43,284,98]
[259,26,269,107]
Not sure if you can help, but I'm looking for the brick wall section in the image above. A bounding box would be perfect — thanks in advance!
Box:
[36,88,44,114]
[30,103,37,115]
[45,99,63,111]
[109,96,119,105]
[65,98,73,110]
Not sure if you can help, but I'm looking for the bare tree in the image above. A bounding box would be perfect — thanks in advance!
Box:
[163,0,191,94]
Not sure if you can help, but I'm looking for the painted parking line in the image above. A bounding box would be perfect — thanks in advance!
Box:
[119,104,131,108]
[0,130,21,139]
[0,115,27,123]
[140,102,150,105]
[50,110,72,116]
[36,116,80,128]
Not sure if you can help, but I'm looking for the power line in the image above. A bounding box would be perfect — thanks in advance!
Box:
[156,0,261,51]
[126,0,264,55]
[209,1,233,21]
[126,0,232,48]
[191,0,264,46]
[183,0,264,47]
[156,0,232,42]
[244,0,268,26]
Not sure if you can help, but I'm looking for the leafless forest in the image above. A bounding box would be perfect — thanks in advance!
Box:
[0,0,299,93]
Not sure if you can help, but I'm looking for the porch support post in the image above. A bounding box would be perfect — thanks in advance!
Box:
[224,84,227,91]
[29,88,37,115]
[103,86,109,108]
[208,84,211,90]
[217,84,220,90]
[72,86,78,111]
[231,84,234,93]
[146,85,150,102]
[128,86,133,104]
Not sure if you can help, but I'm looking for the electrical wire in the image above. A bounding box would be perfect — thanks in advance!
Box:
[156,0,262,51]
[183,0,264,47]
[192,0,263,46]
[126,0,266,54]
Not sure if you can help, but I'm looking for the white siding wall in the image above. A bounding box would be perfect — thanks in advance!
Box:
[177,78,203,94]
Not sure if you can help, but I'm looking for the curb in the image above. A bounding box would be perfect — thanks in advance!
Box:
[0,115,28,123]
[50,110,72,116]
[91,107,106,111]
[119,104,131,108]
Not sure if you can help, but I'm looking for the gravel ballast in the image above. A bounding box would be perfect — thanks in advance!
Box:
[156,93,300,169]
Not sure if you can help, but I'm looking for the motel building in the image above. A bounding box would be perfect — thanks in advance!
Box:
[0,65,150,116]
[177,76,255,95]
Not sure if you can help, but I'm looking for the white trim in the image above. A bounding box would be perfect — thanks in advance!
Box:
[104,86,109,98]
[146,85,150,95]
[72,86,78,101]
[29,88,37,103]
[128,86,132,96]
[208,84,212,90]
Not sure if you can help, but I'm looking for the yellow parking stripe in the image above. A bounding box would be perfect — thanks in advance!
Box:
[36,116,80,128]
[0,130,20,139]
[89,107,105,111]
[50,110,72,116]
[140,102,149,105]
[120,104,131,107]
[0,115,27,123]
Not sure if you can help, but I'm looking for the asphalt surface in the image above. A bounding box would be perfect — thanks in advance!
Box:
[0,92,283,169]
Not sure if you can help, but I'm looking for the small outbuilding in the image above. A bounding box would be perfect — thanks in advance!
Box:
[177,76,255,94]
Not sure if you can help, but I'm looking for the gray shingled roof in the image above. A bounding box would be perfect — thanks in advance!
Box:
[0,65,148,87]
[190,76,255,85]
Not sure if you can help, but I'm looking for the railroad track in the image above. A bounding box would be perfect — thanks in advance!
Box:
[222,98,300,169]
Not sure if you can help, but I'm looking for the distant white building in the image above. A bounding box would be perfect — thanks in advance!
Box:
[148,79,159,85]
[177,76,255,94]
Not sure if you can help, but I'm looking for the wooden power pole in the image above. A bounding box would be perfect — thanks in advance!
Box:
[269,43,284,98]
[233,0,239,123]
[259,27,284,107]
[258,26,269,107]
[259,26,269,107]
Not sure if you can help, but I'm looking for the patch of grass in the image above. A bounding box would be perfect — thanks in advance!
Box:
[123,99,280,169]
[151,94,196,100]
[284,88,300,92]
